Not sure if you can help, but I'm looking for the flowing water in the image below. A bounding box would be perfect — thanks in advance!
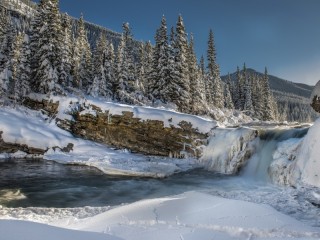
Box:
[0,127,320,227]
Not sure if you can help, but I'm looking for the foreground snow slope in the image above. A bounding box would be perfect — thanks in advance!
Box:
[1,191,319,240]
[0,220,122,240]
[0,107,197,178]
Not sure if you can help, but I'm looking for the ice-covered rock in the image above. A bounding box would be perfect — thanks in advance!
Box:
[269,119,320,188]
[268,138,302,186]
[199,127,258,174]
[293,118,320,187]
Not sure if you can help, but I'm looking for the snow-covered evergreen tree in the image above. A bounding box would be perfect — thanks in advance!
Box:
[206,29,223,109]
[31,0,64,95]
[251,73,263,118]
[172,15,190,112]
[198,55,207,105]
[149,16,169,103]
[114,34,130,102]
[89,33,108,97]
[0,7,10,50]
[72,14,92,90]
[0,22,16,99]
[59,13,73,88]
[188,34,204,114]
[141,41,153,95]
[122,22,136,95]
[243,74,254,114]
[225,76,234,109]
[104,41,115,99]
[235,66,245,110]
[262,67,274,121]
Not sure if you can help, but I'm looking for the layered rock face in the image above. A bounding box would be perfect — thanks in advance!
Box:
[59,108,208,158]
[20,97,211,158]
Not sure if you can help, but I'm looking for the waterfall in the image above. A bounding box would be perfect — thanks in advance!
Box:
[241,127,309,182]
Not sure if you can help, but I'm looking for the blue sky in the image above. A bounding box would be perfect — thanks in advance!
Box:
[36,0,320,85]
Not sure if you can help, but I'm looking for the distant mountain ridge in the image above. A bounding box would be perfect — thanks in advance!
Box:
[221,68,314,99]
[222,68,318,122]
[0,0,137,53]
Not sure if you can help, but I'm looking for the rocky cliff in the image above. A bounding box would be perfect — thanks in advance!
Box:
[19,97,215,159]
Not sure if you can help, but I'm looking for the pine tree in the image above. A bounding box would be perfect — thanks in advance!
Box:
[188,34,204,114]
[243,75,254,113]
[89,33,108,97]
[206,29,223,109]
[142,41,153,95]
[59,13,73,88]
[0,23,16,99]
[114,34,128,102]
[172,15,190,112]
[104,41,115,99]
[199,55,207,103]
[31,0,64,95]
[224,82,234,109]
[0,7,10,50]
[251,73,263,118]
[262,67,274,121]
[235,66,245,110]
[72,14,92,90]
[149,16,169,103]
[17,34,31,101]
[10,32,24,102]
[122,22,136,95]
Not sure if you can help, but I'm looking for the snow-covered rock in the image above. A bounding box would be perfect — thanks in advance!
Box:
[199,127,258,174]
[269,119,320,188]
[268,138,302,186]
[293,118,320,187]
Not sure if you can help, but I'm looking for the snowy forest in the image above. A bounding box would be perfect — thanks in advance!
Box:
[0,0,305,122]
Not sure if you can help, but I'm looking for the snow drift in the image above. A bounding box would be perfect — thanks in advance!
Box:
[1,191,319,240]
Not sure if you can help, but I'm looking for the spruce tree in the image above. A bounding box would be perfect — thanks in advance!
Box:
[235,66,244,110]
[59,13,73,88]
[262,67,274,121]
[0,7,10,50]
[104,41,115,99]
[188,34,204,114]
[206,29,223,109]
[224,82,234,109]
[142,41,153,95]
[31,0,64,95]
[114,34,128,102]
[0,23,16,99]
[243,75,254,113]
[89,33,108,97]
[173,15,190,112]
[149,16,169,103]
[72,14,92,90]
[122,22,136,95]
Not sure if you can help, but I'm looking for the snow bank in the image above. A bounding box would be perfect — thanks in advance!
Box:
[200,127,258,174]
[0,106,197,178]
[293,118,320,187]
[0,220,123,240]
[2,191,319,240]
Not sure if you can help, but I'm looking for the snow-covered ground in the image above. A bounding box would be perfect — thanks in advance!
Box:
[1,96,320,239]
[1,191,319,240]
